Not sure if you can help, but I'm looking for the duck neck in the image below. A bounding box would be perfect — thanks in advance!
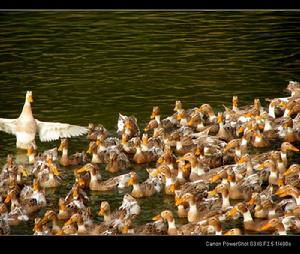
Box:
[189,201,198,215]
[222,194,230,209]
[165,176,175,187]
[269,105,276,118]
[176,141,183,151]
[104,212,111,222]
[62,148,68,157]
[277,223,287,235]
[136,146,142,155]
[11,197,20,210]
[155,115,161,125]
[268,207,277,218]
[167,219,177,230]
[132,183,141,193]
[295,195,300,206]
[242,210,253,222]
[177,170,184,180]
[21,101,33,118]
[28,154,35,164]
[284,109,290,117]
[264,120,273,132]
[280,151,288,166]
[246,161,254,176]
[92,153,100,163]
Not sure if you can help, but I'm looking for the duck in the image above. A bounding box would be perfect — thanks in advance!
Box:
[260,218,287,235]
[0,91,87,149]
[123,217,167,235]
[57,197,72,220]
[119,193,141,218]
[87,123,109,141]
[175,192,223,223]
[0,204,10,235]
[76,163,118,191]
[117,113,140,139]
[226,202,273,233]
[120,134,138,154]
[86,141,106,164]
[216,112,234,142]
[105,151,130,173]
[42,210,62,235]
[152,210,178,235]
[38,163,62,188]
[256,159,280,186]
[98,201,128,223]
[152,165,178,195]
[133,138,159,164]
[127,171,158,198]
[275,185,300,206]
[58,138,86,166]
[207,183,231,209]
[197,103,217,126]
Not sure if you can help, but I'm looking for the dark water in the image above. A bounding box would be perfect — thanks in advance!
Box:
[0,11,300,234]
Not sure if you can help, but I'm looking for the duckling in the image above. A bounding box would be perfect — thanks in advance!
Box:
[127,171,158,198]
[76,163,118,191]
[105,151,130,173]
[58,138,86,166]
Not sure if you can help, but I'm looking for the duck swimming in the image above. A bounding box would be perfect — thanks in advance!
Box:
[0,91,87,149]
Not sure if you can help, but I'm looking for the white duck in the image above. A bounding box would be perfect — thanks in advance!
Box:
[0,91,87,149]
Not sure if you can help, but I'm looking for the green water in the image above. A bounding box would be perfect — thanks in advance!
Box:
[0,11,300,234]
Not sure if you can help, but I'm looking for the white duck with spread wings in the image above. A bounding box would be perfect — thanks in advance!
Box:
[0,91,87,149]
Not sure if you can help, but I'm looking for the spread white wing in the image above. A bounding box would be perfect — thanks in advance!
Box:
[36,120,88,142]
[0,118,17,135]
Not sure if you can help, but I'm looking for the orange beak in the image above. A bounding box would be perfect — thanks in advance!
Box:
[175,197,184,206]
[4,195,11,204]
[227,207,238,218]
[152,214,161,221]
[208,189,217,197]
[261,222,272,231]
[76,167,87,173]
[98,208,105,216]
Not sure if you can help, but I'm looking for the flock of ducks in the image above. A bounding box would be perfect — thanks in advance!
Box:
[1,81,300,235]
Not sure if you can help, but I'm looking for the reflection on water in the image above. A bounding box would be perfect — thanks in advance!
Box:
[0,11,300,234]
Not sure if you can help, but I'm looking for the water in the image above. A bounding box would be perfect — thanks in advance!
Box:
[0,11,300,234]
